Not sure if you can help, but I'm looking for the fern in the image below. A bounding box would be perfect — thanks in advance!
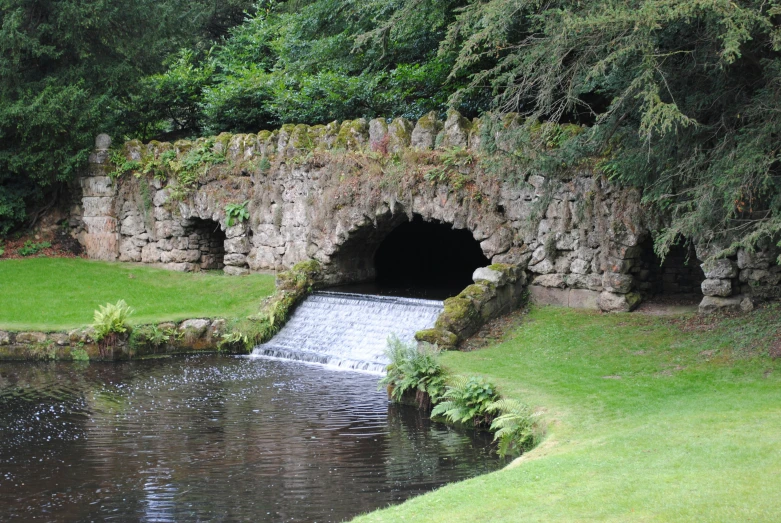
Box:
[486,398,543,458]
[91,300,134,358]
[379,335,446,409]
[431,376,499,427]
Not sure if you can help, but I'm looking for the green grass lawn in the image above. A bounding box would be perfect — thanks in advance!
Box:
[356,305,781,522]
[0,258,276,331]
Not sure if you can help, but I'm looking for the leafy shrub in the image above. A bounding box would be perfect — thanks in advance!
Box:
[225,201,250,226]
[18,240,51,256]
[108,150,141,180]
[92,300,134,358]
[431,376,500,428]
[486,398,543,458]
[379,335,447,409]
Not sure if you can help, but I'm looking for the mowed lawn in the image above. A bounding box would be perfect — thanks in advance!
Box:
[356,305,781,522]
[0,258,276,330]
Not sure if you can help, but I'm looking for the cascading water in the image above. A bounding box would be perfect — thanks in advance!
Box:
[250,291,444,373]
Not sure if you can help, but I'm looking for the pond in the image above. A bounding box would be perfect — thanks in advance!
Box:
[0,356,504,522]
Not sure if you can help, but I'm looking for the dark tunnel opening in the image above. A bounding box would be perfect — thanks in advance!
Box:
[372,216,490,297]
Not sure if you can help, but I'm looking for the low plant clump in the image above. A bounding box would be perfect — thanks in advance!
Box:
[92,299,134,358]
[380,337,543,458]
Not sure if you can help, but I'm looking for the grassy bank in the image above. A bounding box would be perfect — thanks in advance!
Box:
[356,305,781,522]
[0,258,276,331]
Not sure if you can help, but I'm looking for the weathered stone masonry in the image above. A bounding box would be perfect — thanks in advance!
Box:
[70,111,781,314]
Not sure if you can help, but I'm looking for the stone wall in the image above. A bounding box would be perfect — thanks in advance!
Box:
[70,112,781,313]
[0,318,226,361]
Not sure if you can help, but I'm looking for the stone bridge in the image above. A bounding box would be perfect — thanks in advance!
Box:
[70,112,780,314]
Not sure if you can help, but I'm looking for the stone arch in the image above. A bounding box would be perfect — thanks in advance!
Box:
[183,217,226,270]
[324,211,491,293]
[635,236,705,299]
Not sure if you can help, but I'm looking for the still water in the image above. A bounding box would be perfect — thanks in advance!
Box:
[0,356,503,522]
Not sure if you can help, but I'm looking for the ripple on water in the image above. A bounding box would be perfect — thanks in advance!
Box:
[0,356,503,522]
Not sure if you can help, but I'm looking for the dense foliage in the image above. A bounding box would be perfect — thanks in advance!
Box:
[0,0,254,234]
[379,335,447,409]
[3,0,780,255]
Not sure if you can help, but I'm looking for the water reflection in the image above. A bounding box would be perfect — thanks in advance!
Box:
[0,356,503,522]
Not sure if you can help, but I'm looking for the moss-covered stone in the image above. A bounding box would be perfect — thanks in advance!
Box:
[435,295,480,339]
[387,118,413,152]
[414,328,458,349]
[276,259,321,292]
[214,132,233,154]
[334,119,369,150]
[411,111,442,150]
[290,124,314,152]
[460,283,497,303]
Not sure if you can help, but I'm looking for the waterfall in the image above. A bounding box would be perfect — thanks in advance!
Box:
[249,291,444,373]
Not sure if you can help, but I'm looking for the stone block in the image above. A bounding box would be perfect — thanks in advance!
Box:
[141,244,161,263]
[369,118,388,148]
[82,196,114,217]
[225,236,250,254]
[224,265,250,276]
[95,134,112,150]
[570,258,590,274]
[178,319,211,340]
[702,258,738,279]
[49,333,69,346]
[602,272,634,293]
[529,286,569,307]
[598,291,641,312]
[224,253,248,266]
[480,227,513,258]
[153,189,170,207]
[740,297,755,312]
[162,262,196,272]
[225,222,246,239]
[415,329,458,349]
[440,110,470,148]
[701,278,733,297]
[532,274,566,288]
[528,259,555,275]
[80,176,114,197]
[472,267,506,285]
[154,206,172,221]
[737,249,771,270]
[16,332,47,344]
[0,331,9,345]
[387,118,413,153]
[82,232,119,260]
[410,111,442,150]
[568,289,600,309]
[119,238,142,262]
[698,295,743,314]
[121,214,146,236]
[82,217,117,234]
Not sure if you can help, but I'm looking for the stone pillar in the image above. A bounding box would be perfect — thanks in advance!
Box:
[77,134,120,261]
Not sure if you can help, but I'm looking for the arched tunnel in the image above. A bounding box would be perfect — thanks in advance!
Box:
[329,215,490,299]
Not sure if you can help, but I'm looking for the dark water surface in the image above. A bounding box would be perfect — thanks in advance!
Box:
[0,356,503,522]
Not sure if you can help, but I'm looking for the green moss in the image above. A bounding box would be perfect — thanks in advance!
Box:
[416,111,440,131]
[291,124,313,150]
[459,283,496,303]
[415,328,458,349]
[435,295,479,337]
